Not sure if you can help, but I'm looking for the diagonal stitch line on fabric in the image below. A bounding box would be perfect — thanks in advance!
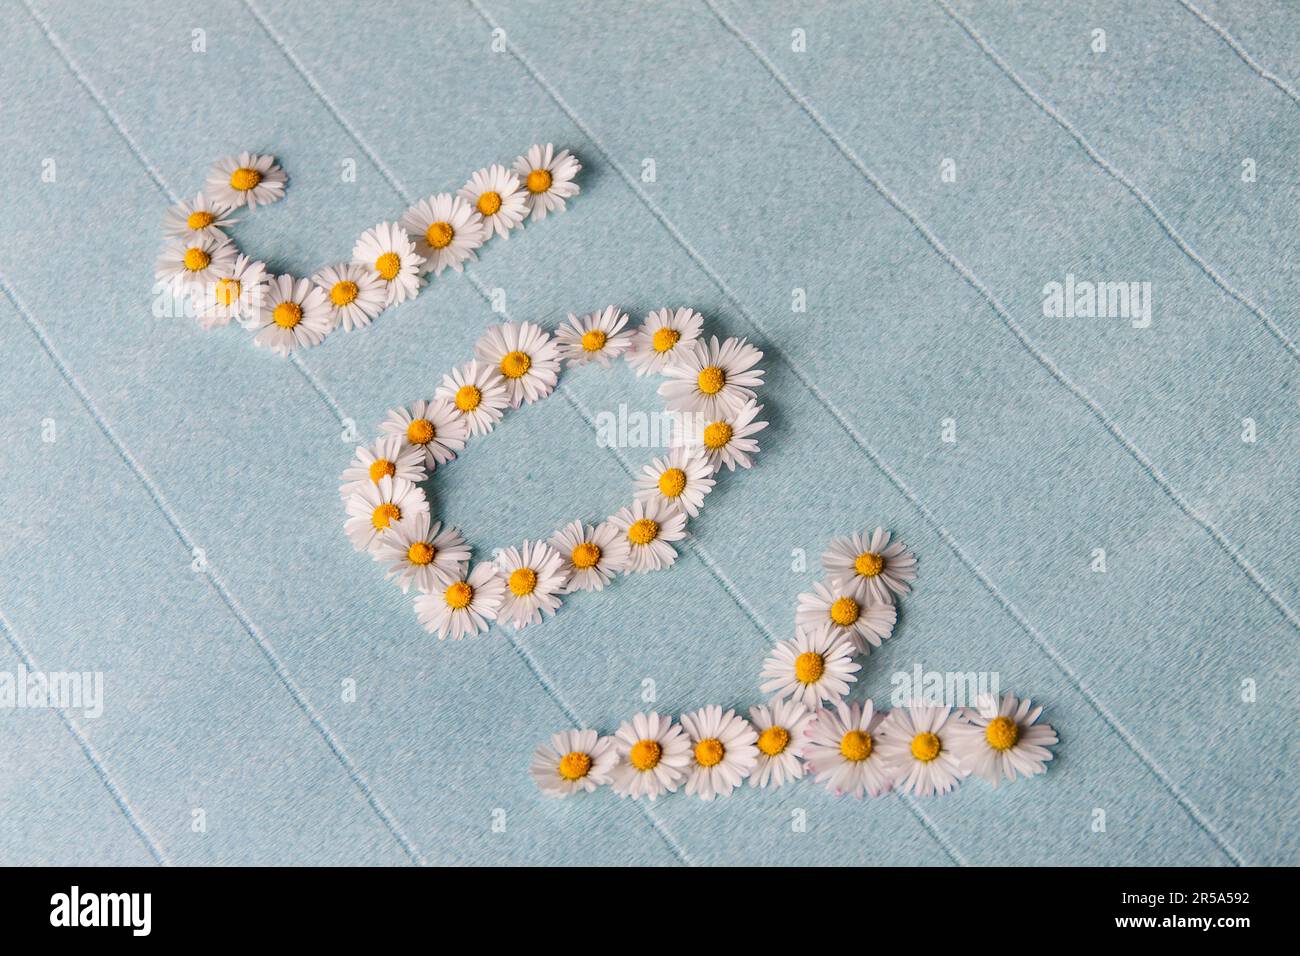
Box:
[468,0,1253,865]
[0,604,170,865]
[933,0,1299,361]
[1175,0,1300,105]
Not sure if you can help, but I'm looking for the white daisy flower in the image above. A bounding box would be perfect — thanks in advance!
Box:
[434,360,510,437]
[876,703,967,797]
[759,623,860,710]
[680,705,758,800]
[400,193,487,276]
[250,274,334,356]
[684,398,768,474]
[802,700,894,798]
[458,164,528,239]
[190,254,267,330]
[633,446,715,518]
[162,192,237,242]
[371,514,471,594]
[530,729,617,797]
[205,152,287,210]
[821,527,918,605]
[795,579,896,656]
[512,143,581,222]
[748,697,815,789]
[609,711,691,801]
[413,561,505,640]
[343,475,428,553]
[154,233,237,293]
[474,321,561,408]
[554,306,633,368]
[494,540,569,630]
[659,335,765,419]
[608,498,687,573]
[311,262,386,332]
[626,307,704,378]
[378,398,468,473]
[949,693,1058,787]
[548,520,630,592]
[352,222,425,306]
[338,435,427,499]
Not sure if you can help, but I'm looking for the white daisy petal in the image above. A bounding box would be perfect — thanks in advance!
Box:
[795,578,896,655]
[205,152,287,210]
[949,692,1058,787]
[377,398,468,474]
[155,232,237,295]
[759,622,860,710]
[434,360,511,437]
[473,321,561,408]
[458,164,529,240]
[530,730,618,797]
[250,273,334,356]
[821,526,918,603]
[626,307,704,378]
[633,446,715,518]
[680,705,758,800]
[876,702,968,797]
[312,262,387,332]
[400,192,488,276]
[511,143,581,222]
[610,711,691,800]
[748,697,815,789]
[607,498,688,573]
[495,540,569,630]
[338,434,428,499]
[547,520,630,593]
[352,222,425,306]
[682,398,768,474]
[190,254,267,330]
[372,514,471,594]
[163,191,238,242]
[413,561,505,640]
[343,475,429,554]
[659,334,765,419]
[554,306,633,368]
[802,699,893,798]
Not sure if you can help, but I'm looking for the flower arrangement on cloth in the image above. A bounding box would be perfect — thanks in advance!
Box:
[154,145,580,355]
[531,529,1061,801]
[338,306,770,638]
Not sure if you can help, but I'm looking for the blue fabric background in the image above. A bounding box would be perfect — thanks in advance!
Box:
[0,0,1295,866]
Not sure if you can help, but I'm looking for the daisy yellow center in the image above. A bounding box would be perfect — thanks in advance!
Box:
[186,210,215,230]
[444,581,473,609]
[557,751,591,781]
[694,738,724,768]
[657,468,687,498]
[854,551,884,577]
[985,716,1019,752]
[406,541,434,566]
[629,739,661,772]
[500,350,531,379]
[627,518,658,546]
[214,278,241,307]
[330,280,359,306]
[840,730,873,762]
[425,221,454,249]
[508,567,538,597]
[571,542,601,569]
[526,168,552,193]
[581,329,607,352]
[371,502,401,530]
[367,459,396,482]
[230,166,262,191]
[476,191,502,216]
[910,732,941,763]
[455,385,482,411]
[183,247,210,272]
[375,252,401,280]
[697,365,725,395]
[830,596,860,626]
[703,422,733,450]
[757,726,789,756]
[406,418,435,445]
[273,301,302,329]
[794,651,825,684]
[651,327,680,352]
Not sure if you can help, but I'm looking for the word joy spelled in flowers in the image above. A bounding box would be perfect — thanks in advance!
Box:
[532,531,1060,802]
[339,305,768,636]
[154,145,580,354]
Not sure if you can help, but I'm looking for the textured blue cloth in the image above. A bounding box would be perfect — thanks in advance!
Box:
[0,0,1295,866]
